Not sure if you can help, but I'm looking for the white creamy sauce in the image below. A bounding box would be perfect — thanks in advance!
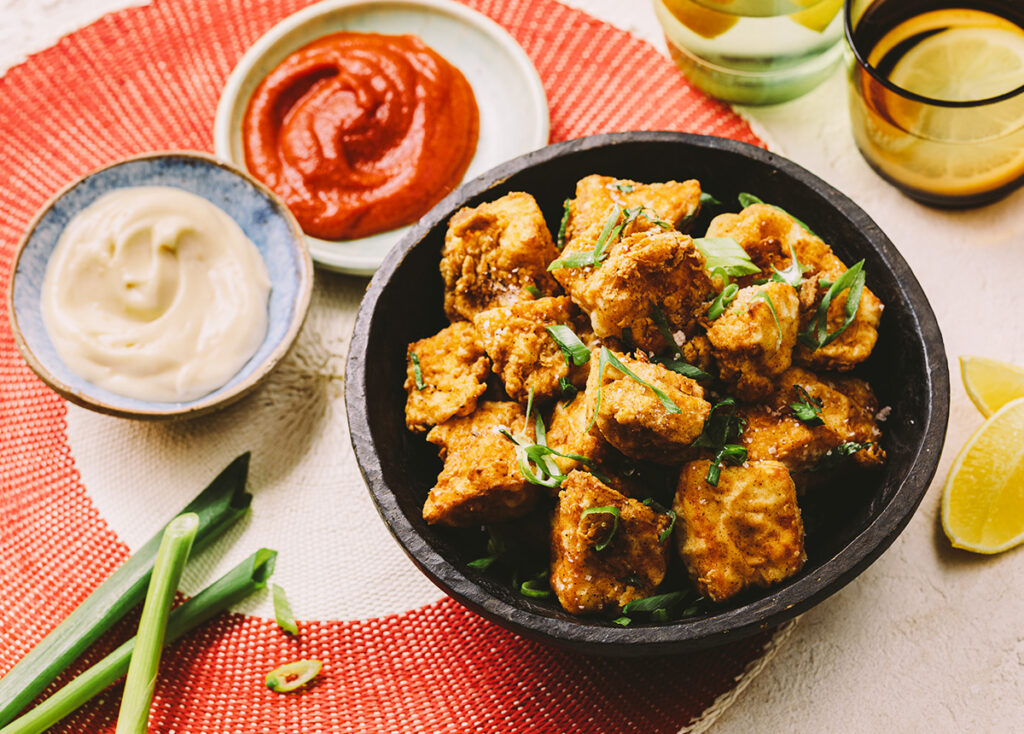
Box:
[41,186,272,402]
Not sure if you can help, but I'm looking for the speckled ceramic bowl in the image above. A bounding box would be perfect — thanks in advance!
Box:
[8,151,313,420]
[346,131,950,656]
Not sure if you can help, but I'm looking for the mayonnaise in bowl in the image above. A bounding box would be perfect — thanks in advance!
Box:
[41,186,272,403]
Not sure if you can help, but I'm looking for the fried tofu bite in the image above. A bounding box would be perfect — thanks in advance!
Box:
[567,175,703,240]
[739,366,886,482]
[423,401,539,526]
[472,296,589,404]
[705,281,800,402]
[587,350,711,464]
[674,460,805,602]
[551,471,671,614]
[707,204,883,371]
[405,322,490,433]
[441,192,561,322]
[553,227,715,352]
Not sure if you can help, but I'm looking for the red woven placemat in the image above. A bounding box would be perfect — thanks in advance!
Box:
[0,1,773,731]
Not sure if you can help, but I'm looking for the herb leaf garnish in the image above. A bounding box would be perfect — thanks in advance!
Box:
[613,182,635,193]
[653,357,712,382]
[549,205,622,271]
[546,325,591,367]
[770,242,807,289]
[798,260,866,350]
[558,376,578,401]
[751,288,783,350]
[737,192,818,238]
[694,237,761,278]
[581,505,621,551]
[520,570,552,598]
[692,398,748,486]
[524,285,542,298]
[707,283,739,319]
[409,352,425,390]
[556,198,571,250]
[812,441,872,471]
[700,191,722,207]
[650,302,681,356]
[707,444,748,485]
[790,385,824,425]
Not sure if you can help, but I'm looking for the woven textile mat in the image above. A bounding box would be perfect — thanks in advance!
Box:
[0,0,787,731]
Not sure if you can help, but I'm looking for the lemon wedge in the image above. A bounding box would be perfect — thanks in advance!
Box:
[961,355,1024,417]
[942,397,1024,554]
[790,0,841,34]
[662,0,739,40]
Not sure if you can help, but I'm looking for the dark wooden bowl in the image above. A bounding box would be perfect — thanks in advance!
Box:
[346,132,949,656]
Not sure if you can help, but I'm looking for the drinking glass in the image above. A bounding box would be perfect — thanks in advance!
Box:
[845,0,1024,207]
[653,0,845,105]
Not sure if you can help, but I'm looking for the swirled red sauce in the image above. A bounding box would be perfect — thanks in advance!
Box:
[243,32,479,240]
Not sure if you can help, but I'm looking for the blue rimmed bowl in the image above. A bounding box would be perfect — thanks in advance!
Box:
[8,151,314,419]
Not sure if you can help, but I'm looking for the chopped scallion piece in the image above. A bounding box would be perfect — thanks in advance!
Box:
[520,571,552,598]
[613,183,634,193]
[467,556,498,571]
[700,191,722,207]
[751,289,783,350]
[812,441,872,471]
[613,616,632,627]
[548,206,622,271]
[409,352,425,390]
[622,591,691,614]
[556,199,571,250]
[558,377,578,401]
[790,385,824,426]
[770,242,807,289]
[654,357,712,382]
[546,325,592,367]
[706,444,747,486]
[798,260,866,350]
[659,510,677,543]
[272,584,298,636]
[693,237,761,278]
[707,283,739,319]
[649,302,681,356]
[524,285,542,298]
[581,505,621,551]
[266,659,323,693]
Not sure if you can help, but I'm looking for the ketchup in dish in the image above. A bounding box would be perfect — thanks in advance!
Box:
[243,32,480,240]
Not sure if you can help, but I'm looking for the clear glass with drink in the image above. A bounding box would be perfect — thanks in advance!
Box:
[846,0,1024,207]
[653,0,845,105]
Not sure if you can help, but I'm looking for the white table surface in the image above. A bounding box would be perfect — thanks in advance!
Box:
[4,1,1023,732]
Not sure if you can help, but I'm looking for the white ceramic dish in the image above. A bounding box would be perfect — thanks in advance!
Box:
[214,0,550,276]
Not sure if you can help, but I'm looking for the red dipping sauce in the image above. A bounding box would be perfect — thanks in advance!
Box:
[243,32,479,240]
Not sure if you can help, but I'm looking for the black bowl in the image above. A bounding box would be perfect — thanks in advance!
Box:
[346,131,948,656]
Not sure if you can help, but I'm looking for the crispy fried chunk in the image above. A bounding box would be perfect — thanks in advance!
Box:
[706,203,882,371]
[441,192,561,322]
[567,175,703,239]
[674,460,805,602]
[423,402,539,526]
[706,281,800,402]
[472,296,588,404]
[586,350,711,464]
[550,471,671,614]
[405,322,490,433]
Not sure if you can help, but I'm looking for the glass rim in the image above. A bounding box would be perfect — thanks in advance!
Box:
[843,1,1024,108]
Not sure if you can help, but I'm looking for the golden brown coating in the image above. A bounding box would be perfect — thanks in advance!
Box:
[405,322,490,433]
[551,471,671,614]
[423,401,539,526]
[553,228,715,352]
[567,175,703,238]
[739,366,886,482]
[674,460,806,602]
[472,296,588,404]
[706,204,883,371]
[586,350,711,464]
[680,334,716,374]
[441,192,562,322]
[705,282,800,402]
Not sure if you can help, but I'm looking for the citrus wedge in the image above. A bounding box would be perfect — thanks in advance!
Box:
[790,0,841,34]
[663,0,739,40]
[942,397,1024,554]
[961,355,1024,417]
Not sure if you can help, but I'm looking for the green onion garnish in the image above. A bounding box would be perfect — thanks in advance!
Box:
[115,514,199,734]
[0,455,252,729]
[613,616,632,626]
[549,206,622,271]
[693,237,761,278]
[650,302,681,356]
[812,441,873,471]
[622,591,691,614]
[692,398,748,486]
[520,571,552,598]
[409,352,425,390]
[581,506,621,551]
[558,377,578,401]
[266,659,323,693]
[0,549,276,734]
[659,510,677,543]
[700,191,722,207]
[556,198,571,250]
[706,444,748,486]
[798,260,866,351]
[653,357,712,382]
[790,385,824,425]
[613,183,635,193]
[272,584,299,635]
[707,283,739,319]
[751,289,783,350]
[467,556,498,571]
[500,428,608,488]
[770,242,807,289]
[546,325,591,367]
[525,285,542,298]
[737,192,818,237]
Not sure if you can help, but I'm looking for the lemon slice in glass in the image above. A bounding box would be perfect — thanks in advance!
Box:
[961,355,1024,417]
[663,0,739,39]
[942,397,1024,554]
[790,0,841,34]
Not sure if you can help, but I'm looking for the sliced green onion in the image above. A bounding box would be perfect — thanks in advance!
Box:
[700,191,722,207]
[706,444,748,486]
[693,237,761,278]
[649,302,681,356]
[549,206,621,271]
[613,616,632,627]
[0,454,252,729]
[581,505,621,551]
[798,260,866,350]
[272,584,298,636]
[790,385,824,425]
[558,377,578,401]
[812,441,873,471]
[751,289,783,350]
[520,571,552,598]
[737,192,762,208]
[707,283,739,319]
[266,660,322,693]
[692,397,746,450]
[546,325,591,367]
[116,514,199,734]
[658,510,677,543]
[613,183,634,193]
[770,242,807,289]
[654,357,712,382]
[409,352,425,390]
[524,285,542,298]
[622,591,691,614]
[737,192,818,237]
[467,556,498,571]
[556,199,571,250]
[623,204,671,230]
[0,549,276,734]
